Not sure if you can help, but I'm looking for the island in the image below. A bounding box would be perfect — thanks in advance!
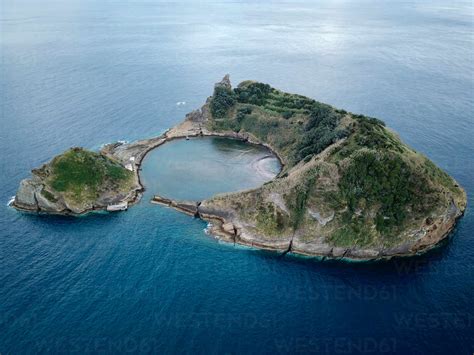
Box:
[12,76,467,260]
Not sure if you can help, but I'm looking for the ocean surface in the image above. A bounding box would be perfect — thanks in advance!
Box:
[1,0,473,353]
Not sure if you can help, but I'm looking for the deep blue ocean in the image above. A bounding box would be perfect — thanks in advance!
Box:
[1,0,473,353]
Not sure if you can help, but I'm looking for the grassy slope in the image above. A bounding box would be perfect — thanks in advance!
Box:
[39,148,133,206]
[205,81,466,248]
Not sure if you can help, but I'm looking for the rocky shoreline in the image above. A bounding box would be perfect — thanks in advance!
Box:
[151,193,465,261]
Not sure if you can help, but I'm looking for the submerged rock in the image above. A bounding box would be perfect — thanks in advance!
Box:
[14,177,42,212]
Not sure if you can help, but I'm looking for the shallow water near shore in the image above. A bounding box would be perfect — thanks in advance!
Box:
[1,0,473,353]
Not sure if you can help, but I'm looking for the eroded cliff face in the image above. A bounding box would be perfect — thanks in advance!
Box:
[14,175,65,213]
[198,168,466,260]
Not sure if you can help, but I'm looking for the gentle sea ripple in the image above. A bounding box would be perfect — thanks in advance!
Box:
[1,0,473,353]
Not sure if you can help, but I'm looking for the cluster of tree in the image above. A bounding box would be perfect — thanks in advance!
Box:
[354,117,402,153]
[210,86,236,118]
[211,81,318,121]
[210,82,272,119]
[236,106,252,122]
[281,111,294,119]
[295,103,348,162]
[234,82,272,105]
[353,114,385,127]
[270,93,314,113]
[339,150,432,233]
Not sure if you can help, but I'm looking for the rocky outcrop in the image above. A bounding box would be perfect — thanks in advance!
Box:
[196,177,467,260]
[12,148,138,215]
[215,74,232,91]
[195,195,466,261]
[307,209,335,227]
[14,175,71,213]
[151,195,200,217]
[14,177,42,212]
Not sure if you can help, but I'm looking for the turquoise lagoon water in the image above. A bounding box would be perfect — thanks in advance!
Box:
[1,0,473,353]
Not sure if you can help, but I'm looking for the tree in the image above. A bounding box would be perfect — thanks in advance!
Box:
[210,86,236,118]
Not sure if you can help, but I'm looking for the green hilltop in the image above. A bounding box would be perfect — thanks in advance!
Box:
[46,148,133,203]
[201,78,466,252]
[15,147,135,214]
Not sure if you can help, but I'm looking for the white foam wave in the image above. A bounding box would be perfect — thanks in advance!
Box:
[7,196,15,207]
[204,222,213,235]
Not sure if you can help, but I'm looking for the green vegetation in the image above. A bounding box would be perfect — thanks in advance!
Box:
[210,85,235,118]
[421,157,463,197]
[235,82,314,116]
[205,79,465,251]
[41,189,58,203]
[330,218,377,248]
[234,82,272,106]
[233,82,316,118]
[236,106,252,122]
[255,202,288,236]
[338,149,433,234]
[294,103,348,162]
[49,148,132,202]
[285,170,317,230]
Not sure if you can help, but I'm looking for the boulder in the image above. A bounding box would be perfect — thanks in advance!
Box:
[215,74,231,90]
[14,178,41,211]
[222,222,235,235]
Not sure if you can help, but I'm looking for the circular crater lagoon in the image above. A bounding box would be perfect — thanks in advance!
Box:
[140,137,281,201]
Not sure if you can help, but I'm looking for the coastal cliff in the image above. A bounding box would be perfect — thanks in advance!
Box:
[12,76,467,260]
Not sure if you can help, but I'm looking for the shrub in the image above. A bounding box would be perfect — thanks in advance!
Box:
[234,82,272,105]
[210,86,236,118]
[294,103,347,161]
[282,111,293,119]
[338,150,433,233]
[236,106,252,122]
[50,148,131,200]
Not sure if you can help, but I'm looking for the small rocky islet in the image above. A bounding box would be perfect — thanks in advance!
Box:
[12,76,467,260]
